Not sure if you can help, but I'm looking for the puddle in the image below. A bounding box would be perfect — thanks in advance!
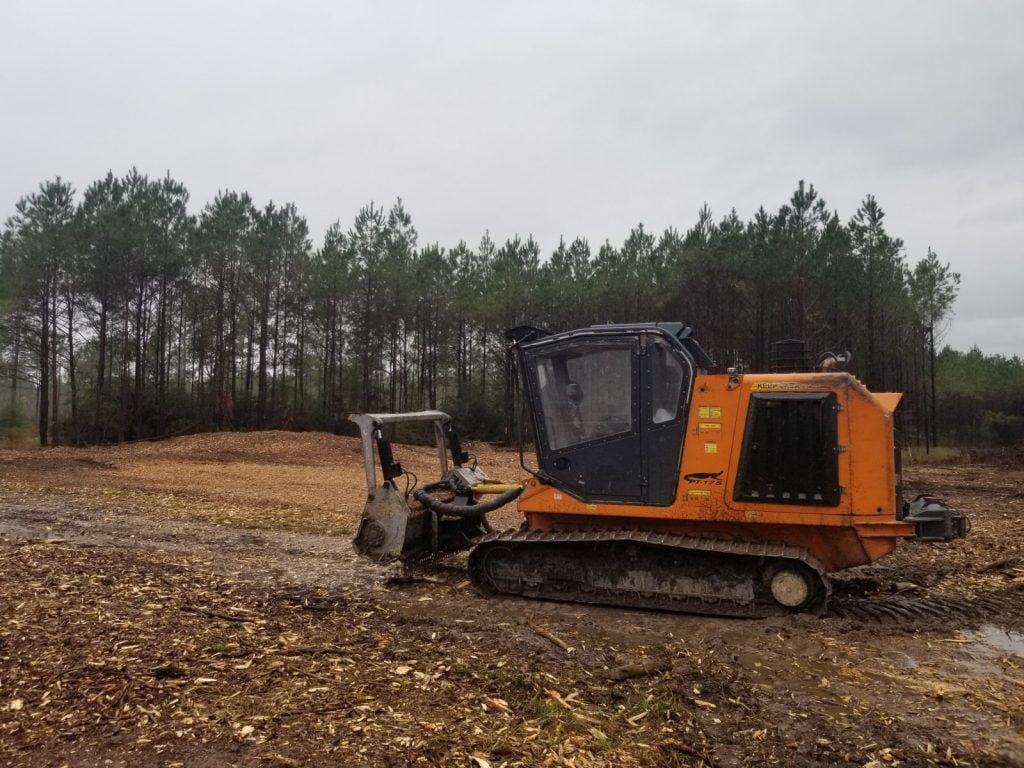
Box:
[955,624,1024,679]
[961,624,1024,657]
[882,650,918,669]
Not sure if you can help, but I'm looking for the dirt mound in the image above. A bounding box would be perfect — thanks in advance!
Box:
[110,429,362,465]
[2,430,365,466]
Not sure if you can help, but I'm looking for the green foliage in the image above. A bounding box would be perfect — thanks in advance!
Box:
[989,412,1024,445]
[936,347,1024,444]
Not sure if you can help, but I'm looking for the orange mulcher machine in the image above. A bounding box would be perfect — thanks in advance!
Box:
[353,323,967,617]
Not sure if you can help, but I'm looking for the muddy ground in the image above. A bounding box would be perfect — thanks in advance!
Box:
[0,431,1022,767]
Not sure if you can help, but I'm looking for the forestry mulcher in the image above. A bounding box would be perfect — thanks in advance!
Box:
[351,322,967,617]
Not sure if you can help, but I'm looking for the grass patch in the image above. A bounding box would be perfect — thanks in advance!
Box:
[530,697,575,731]
[485,665,532,692]
[901,445,964,465]
[0,426,37,449]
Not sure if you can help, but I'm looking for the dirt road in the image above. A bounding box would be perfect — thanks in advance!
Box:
[0,432,1022,767]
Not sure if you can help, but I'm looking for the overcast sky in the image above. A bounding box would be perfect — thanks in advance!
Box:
[2,1,1022,355]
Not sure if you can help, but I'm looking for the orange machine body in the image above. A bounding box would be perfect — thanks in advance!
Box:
[518,371,910,573]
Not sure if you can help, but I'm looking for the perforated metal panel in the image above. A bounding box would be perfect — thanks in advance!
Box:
[734,392,840,506]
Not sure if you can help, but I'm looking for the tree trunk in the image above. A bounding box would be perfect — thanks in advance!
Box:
[929,323,938,449]
[50,280,59,446]
[64,285,78,438]
[95,300,108,440]
[214,266,225,425]
[39,279,50,447]
[271,290,281,423]
[156,276,168,398]
[257,283,270,426]
[133,279,146,437]
[245,307,254,418]
[296,310,305,419]
[177,291,186,392]
[9,313,20,424]
[228,269,238,418]
[119,301,129,441]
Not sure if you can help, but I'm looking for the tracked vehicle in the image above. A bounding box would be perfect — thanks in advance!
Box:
[352,323,967,617]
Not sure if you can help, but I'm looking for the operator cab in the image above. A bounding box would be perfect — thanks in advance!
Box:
[512,323,712,505]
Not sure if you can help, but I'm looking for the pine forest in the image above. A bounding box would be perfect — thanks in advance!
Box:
[2,171,1019,448]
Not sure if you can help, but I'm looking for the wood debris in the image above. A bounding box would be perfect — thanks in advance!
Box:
[526,621,574,653]
[0,434,1020,766]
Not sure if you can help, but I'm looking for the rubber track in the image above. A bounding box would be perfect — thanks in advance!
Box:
[469,528,831,618]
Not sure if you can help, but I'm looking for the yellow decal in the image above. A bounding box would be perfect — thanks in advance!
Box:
[586,503,598,511]
[745,509,759,519]
[698,422,721,433]
[688,489,711,500]
[698,405,722,419]
[704,442,718,454]
[751,382,801,391]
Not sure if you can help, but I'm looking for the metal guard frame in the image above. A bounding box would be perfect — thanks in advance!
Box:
[348,411,451,491]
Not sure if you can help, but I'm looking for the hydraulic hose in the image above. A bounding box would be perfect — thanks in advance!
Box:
[413,485,523,518]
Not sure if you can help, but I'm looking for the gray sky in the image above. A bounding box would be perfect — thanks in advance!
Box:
[3,1,1022,355]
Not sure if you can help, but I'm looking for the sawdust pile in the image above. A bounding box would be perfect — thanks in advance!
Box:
[0,430,526,535]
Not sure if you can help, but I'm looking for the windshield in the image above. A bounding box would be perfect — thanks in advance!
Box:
[532,343,634,451]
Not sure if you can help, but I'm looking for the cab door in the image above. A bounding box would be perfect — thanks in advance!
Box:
[640,337,692,505]
[524,338,644,501]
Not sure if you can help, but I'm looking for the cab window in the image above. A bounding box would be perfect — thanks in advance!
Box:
[650,341,686,424]
[533,344,634,451]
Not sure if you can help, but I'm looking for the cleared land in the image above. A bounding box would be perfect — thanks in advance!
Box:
[0,431,1022,767]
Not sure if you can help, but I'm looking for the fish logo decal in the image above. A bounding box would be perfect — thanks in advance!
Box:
[684,470,724,484]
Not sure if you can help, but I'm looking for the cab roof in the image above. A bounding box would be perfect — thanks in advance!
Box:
[507,322,715,371]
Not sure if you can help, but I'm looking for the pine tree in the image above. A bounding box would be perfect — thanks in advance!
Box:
[910,249,960,448]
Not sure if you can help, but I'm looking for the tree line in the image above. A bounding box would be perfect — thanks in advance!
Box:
[935,347,1024,446]
[0,171,978,447]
